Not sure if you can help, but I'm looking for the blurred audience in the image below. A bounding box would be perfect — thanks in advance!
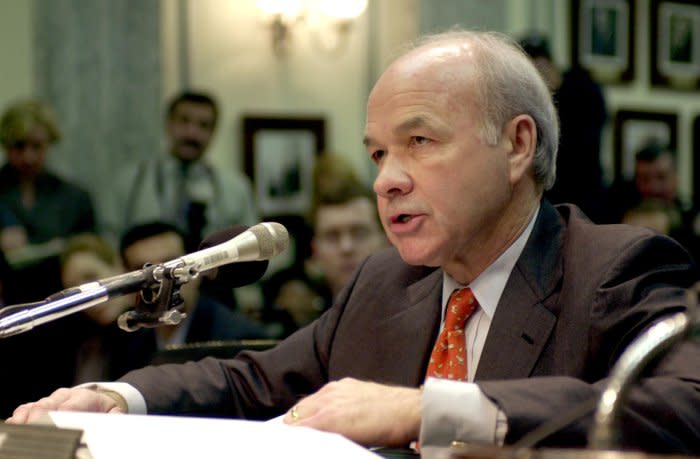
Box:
[610,141,700,260]
[634,141,679,204]
[520,33,609,223]
[104,91,257,254]
[0,101,100,417]
[58,233,133,383]
[263,155,387,337]
[0,99,97,301]
[622,199,681,235]
[109,222,269,377]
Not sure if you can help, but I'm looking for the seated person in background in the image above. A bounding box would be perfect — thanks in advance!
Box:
[609,141,700,259]
[263,173,387,337]
[621,199,682,235]
[59,233,133,383]
[109,222,269,377]
[0,100,97,416]
[635,141,679,205]
[0,98,96,300]
[8,30,700,454]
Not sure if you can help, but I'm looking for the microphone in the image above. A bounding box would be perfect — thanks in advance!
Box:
[197,225,270,289]
[117,222,288,332]
[45,223,282,304]
[0,222,289,338]
[160,222,288,281]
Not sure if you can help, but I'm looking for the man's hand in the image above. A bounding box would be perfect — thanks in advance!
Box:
[282,377,422,447]
[6,387,126,424]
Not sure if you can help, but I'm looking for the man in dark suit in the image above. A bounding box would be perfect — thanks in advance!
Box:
[8,30,700,453]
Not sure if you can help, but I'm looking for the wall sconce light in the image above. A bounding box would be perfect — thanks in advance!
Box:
[256,0,304,55]
[257,0,368,57]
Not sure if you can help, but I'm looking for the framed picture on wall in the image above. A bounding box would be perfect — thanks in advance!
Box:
[571,0,635,84]
[650,0,700,90]
[613,110,678,183]
[242,116,326,272]
[242,116,326,218]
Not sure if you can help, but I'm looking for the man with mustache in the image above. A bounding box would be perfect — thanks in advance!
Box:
[104,91,257,252]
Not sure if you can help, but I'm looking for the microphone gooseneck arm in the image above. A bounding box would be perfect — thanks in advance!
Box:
[0,287,109,338]
[0,267,156,338]
[588,293,697,449]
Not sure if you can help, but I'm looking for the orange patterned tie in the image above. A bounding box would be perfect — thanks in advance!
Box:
[425,288,479,381]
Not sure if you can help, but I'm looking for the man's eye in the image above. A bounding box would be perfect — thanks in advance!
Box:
[411,136,430,146]
[371,150,385,162]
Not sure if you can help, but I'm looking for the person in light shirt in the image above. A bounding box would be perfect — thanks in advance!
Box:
[8,30,700,454]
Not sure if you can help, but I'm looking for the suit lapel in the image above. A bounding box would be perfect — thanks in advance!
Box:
[475,201,564,380]
[372,268,443,385]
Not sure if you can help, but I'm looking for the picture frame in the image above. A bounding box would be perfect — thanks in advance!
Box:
[571,0,635,84]
[650,0,700,90]
[613,110,678,183]
[242,116,326,218]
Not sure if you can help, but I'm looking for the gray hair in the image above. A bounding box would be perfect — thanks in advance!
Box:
[411,30,559,190]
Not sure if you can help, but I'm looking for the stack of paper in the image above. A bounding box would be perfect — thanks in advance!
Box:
[50,411,380,459]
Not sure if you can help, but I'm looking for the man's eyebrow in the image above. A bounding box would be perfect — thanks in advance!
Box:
[363,115,443,147]
[395,115,432,133]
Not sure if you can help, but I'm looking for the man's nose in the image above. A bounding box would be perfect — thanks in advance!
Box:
[20,147,42,165]
[338,232,356,252]
[373,154,411,198]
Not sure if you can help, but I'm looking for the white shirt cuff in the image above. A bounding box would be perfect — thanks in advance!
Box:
[419,377,507,447]
[78,382,148,414]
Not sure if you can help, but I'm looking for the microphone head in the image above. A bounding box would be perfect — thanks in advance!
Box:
[198,225,269,287]
[250,222,290,258]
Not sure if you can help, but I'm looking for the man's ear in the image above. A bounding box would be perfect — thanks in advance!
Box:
[503,114,537,185]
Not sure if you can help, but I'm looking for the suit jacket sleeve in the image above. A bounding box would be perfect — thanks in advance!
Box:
[478,228,700,453]
[118,291,344,420]
[118,247,441,420]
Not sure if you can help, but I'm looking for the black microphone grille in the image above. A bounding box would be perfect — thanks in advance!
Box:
[198,225,269,288]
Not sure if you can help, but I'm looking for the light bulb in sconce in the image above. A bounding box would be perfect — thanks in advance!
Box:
[313,0,368,55]
[256,0,304,56]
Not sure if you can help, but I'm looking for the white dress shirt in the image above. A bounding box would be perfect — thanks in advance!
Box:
[420,205,539,447]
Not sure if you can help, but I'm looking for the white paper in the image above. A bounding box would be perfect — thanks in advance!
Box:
[49,411,380,459]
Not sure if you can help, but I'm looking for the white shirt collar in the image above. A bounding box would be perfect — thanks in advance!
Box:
[441,204,540,320]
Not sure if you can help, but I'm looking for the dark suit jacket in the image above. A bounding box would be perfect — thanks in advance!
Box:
[121,201,700,453]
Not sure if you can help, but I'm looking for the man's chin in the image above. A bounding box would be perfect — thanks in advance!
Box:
[173,146,205,162]
[396,245,440,267]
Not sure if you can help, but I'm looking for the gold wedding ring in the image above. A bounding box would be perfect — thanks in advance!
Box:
[290,405,300,422]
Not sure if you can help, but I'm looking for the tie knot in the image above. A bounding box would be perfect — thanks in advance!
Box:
[444,288,478,330]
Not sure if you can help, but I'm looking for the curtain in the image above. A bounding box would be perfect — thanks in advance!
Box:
[34,0,162,230]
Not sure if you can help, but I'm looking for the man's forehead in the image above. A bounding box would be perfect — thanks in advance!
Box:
[172,102,214,119]
[125,233,184,265]
[368,47,474,109]
[316,199,376,225]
